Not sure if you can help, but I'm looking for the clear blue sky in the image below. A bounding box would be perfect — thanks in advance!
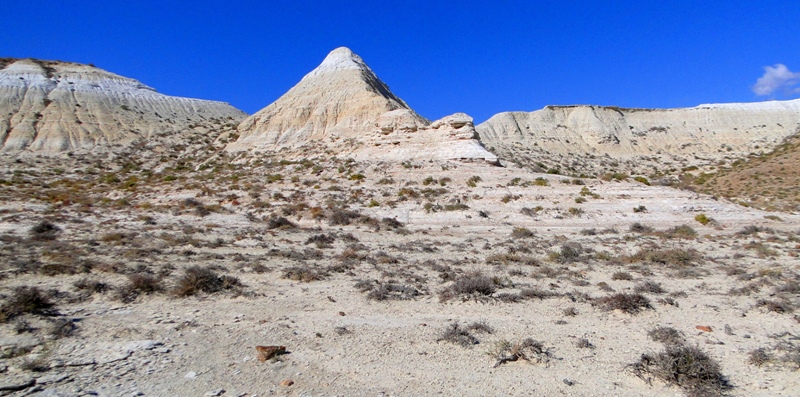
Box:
[4,1,800,122]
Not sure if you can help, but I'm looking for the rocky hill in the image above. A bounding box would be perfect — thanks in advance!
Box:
[0,58,246,154]
[690,133,800,212]
[228,48,497,163]
[476,100,800,176]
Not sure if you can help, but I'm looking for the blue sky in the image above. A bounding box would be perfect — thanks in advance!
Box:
[4,1,800,122]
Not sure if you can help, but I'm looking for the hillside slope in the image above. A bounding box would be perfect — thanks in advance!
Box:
[0,58,246,154]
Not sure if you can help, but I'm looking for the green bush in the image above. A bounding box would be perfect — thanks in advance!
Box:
[694,214,714,225]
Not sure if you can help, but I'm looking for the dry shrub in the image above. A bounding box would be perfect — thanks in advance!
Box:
[0,286,57,322]
[511,227,535,239]
[116,274,163,303]
[611,271,633,281]
[328,208,362,226]
[173,266,243,297]
[38,261,93,276]
[73,278,110,294]
[358,281,420,301]
[305,233,335,248]
[29,220,60,241]
[490,338,551,367]
[439,272,497,302]
[737,225,774,236]
[282,266,326,282]
[266,216,295,229]
[748,348,771,366]
[631,345,731,397]
[648,326,685,345]
[437,322,479,347]
[629,223,654,233]
[486,253,539,266]
[519,288,559,300]
[466,321,494,334]
[627,248,702,268]
[755,298,794,313]
[597,293,653,314]
[660,225,698,239]
[380,217,404,230]
[553,242,583,263]
[49,318,77,339]
[635,281,666,294]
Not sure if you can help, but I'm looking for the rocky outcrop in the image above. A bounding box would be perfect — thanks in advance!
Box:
[0,58,246,154]
[353,112,498,163]
[230,47,426,151]
[228,48,497,163]
[476,101,800,162]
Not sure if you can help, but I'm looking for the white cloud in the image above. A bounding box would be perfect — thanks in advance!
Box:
[752,64,800,96]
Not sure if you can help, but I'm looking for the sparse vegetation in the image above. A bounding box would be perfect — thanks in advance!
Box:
[0,286,56,323]
[173,266,243,297]
[597,293,652,314]
[631,343,730,397]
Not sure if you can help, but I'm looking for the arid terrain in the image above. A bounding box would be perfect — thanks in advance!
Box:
[1,49,799,397]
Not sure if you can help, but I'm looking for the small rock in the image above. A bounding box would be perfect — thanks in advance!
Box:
[696,325,713,332]
[184,371,197,379]
[36,373,71,385]
[280,379,294,387]
[0,377,35,391]
[255,346,286,362]
[205,389,225,396]
[338,311,345,316]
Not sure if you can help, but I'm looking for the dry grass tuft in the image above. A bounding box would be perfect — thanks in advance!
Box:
[173,266,243,297]
[596,293,653,314]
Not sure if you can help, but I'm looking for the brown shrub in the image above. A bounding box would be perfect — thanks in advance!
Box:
[597,293,653,314]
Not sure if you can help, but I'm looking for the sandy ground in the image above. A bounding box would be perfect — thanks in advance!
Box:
[1,160,798,396]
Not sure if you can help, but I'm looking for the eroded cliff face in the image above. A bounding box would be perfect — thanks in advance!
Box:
[0,58,246,154]
[228,48,497,163]
[477,101,800,164]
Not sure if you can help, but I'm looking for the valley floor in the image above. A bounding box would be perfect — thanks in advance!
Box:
[1,158,798,396]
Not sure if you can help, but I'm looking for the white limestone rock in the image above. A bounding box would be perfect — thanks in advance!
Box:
[476,101,800,161]
[228,48,497,164]
[375,109,425,134]
[230,47,428,151]
[0,58,246,154]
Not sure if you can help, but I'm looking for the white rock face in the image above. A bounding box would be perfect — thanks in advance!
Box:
[228,48,497,163]
[476,101,800,161]
[352,112,498,163]
[0,58,246,154]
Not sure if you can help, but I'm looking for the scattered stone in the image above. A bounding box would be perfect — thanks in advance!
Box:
[35,373,71,385]
[184,371,198,379]
[204,389,225,396]
[338,311,346,316]
[255,345,286,362]
[0,335,42,357]
[0,377,35,392]
[696,325,713,332]
[56,340,164,366]
[279,379,294,387]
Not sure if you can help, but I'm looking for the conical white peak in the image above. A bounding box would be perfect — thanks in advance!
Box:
[311,47,370,74]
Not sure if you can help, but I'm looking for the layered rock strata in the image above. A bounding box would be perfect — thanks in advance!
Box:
[229,48,497,163]
[477,101,800,161]
[0,58,246,153]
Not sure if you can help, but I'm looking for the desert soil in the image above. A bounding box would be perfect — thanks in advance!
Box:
[1,158,798,397]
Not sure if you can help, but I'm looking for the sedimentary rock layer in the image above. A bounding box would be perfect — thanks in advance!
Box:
[229,48,497,163]
[0,58,246,153]
[477,100,800,161]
